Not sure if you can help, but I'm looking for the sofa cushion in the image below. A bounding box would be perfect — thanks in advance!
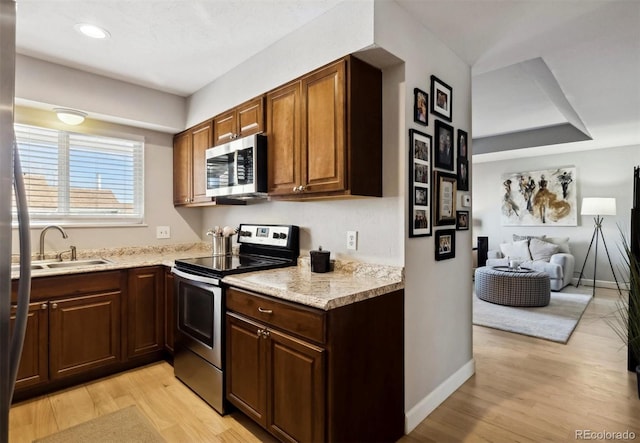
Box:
[499,240,532,260]
[512,234,546,242]
[529,238,560,262]
[545,236,571,254]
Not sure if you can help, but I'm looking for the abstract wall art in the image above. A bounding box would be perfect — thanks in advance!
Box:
[500,166,577,226]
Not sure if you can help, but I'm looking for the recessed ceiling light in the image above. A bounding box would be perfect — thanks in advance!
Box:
[74,23,110,39]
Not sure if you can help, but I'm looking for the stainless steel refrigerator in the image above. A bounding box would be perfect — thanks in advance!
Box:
[1,0,32,440]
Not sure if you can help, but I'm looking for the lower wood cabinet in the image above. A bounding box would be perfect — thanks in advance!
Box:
[226,286,404,443]
[12,266,169,401]
[164,269,175,355]
[11,302,48,390]
[227,312,325,442]
[127,267,164,359]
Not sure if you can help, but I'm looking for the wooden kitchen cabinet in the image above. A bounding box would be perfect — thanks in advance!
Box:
[11,302,48,390]
[173,120,214,206]
[11,271,126,400]
[127,266,164,359]
[226,286,403,443]
[49,290,122,380]
[226,291,326,443]
[164,268,175,355]
[212,96,264,146]
[266,55,382,199]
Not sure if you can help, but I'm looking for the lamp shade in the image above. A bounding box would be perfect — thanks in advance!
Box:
[54,108,87,125]
[581,197,616,216]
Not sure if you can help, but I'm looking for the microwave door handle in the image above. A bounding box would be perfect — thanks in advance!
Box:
[233,150,240,186]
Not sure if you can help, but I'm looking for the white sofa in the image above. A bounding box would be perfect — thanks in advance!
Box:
[486,235,575,291]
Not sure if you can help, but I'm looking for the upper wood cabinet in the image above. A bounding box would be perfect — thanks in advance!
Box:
[173,120,214,206]
[213,96,265,146]
[267,56,382,199]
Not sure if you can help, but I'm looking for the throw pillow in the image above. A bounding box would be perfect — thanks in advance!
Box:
[512,234,546,242]
[529,238,560,261]
[545,236,571,254]
[499,240,532,260]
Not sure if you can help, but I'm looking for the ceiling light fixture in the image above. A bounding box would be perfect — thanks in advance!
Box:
[54,108,87,125]
[74,23,110,39]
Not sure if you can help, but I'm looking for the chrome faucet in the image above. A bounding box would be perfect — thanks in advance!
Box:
[39,225,68,260]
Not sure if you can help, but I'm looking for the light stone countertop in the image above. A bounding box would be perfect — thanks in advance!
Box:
[222,257,404,310]
[11,243,404,310]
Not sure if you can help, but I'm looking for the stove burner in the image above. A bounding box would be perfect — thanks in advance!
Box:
[174,254,294,278]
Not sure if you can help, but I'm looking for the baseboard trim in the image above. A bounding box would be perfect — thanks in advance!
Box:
[404,358,476,434]
[570,278,627,291]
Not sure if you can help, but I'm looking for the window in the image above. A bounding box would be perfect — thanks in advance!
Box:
[13,123,144,225]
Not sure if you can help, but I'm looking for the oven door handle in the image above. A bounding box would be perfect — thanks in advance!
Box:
[171,267,220,286]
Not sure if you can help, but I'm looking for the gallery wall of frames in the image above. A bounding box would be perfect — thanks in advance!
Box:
[409,75,470,261]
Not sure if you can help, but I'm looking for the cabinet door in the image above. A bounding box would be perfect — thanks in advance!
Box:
[127,267,164,358]
[11,302,49,390]
[164,269,175,355]
[213,110,236,146]
[49,291,122,380]
[267,329,325,443]
[190,121,212,204]
[173,131,191,205]
[226,312,267,427]
[301,59,346,194]
[266,82,301,195]
[237,97,264,138]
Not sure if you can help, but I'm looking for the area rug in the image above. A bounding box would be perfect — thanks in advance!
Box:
[34,405,165,443]
[473,288,593,343]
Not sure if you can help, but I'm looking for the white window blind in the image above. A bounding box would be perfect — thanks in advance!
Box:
[13,123,144,225]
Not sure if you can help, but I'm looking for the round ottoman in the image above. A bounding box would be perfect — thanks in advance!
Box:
[474,266,550,307]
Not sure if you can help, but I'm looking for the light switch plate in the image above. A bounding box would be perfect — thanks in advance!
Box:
[156,226,171,239]
[461,194,471,207]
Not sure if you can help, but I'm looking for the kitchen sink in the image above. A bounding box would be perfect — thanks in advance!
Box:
[11,258,111,273]
[46,259,111,269]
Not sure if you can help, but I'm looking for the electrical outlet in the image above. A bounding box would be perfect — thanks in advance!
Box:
[156,226,171,239]
[347,231,358,250]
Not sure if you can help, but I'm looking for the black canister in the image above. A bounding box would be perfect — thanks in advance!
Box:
[310,246,331,273]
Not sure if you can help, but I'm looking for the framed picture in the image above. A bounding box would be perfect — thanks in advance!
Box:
[435,120,454,171]
[500,166,577,226]
[435,229,456,261]
[413,88,428,126]
[456,210,469,230]
[430,75,453,122]
[434,170,457,226]
[409,129,433,237]
[457,158,469,191]
[457,129,468,160]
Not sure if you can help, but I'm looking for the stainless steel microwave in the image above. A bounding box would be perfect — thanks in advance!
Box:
[205,134,267,198]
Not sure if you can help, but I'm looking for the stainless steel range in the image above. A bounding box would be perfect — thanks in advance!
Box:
[171,224,299,414]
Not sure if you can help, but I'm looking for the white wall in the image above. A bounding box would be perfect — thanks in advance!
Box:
[11,107,202,255]
[473,144,640,285]
[373,0,474,431]
[189,0,474,432]
[16,55,186,133]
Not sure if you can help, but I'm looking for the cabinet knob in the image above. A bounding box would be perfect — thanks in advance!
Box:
[40,303,48,310]
[51,303,58,310]
[299,185,307,192]
[257,328,263,337]
[258,307,273,314]
[262,329,270,338]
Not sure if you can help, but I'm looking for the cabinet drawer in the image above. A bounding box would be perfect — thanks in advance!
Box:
[226,287,325,344]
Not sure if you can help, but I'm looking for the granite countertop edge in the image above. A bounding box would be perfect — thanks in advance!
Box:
[11,243,405,310]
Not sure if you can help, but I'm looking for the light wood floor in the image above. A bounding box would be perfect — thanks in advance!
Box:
[9,287,640,442]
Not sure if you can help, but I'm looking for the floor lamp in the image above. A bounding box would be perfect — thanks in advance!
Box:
[576,197,622,296]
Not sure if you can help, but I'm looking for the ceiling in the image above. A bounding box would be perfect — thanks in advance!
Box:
[15,1,640,161]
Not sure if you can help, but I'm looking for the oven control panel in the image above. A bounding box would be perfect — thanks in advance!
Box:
[237,224,293,248]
